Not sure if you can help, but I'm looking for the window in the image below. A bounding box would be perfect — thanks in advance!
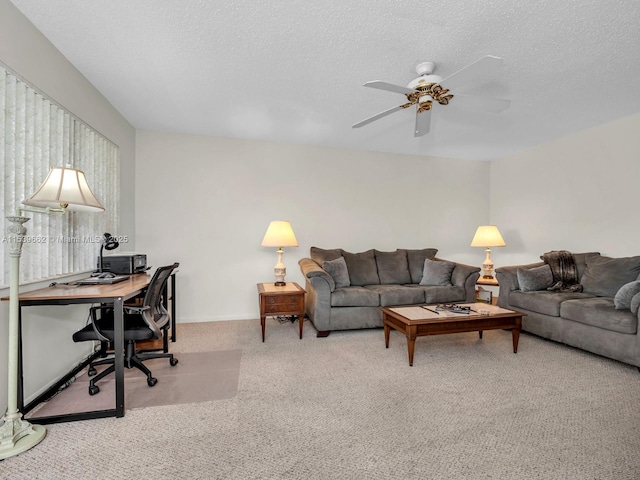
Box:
[1,64,120,287]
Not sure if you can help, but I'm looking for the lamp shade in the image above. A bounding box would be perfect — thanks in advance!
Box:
[470,225,506,247]
[23,166,105,212]
[261,221,298,247]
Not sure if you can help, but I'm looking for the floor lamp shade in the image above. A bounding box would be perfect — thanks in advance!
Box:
[1,165,104,460]
[470,225,506,279]
[261,221,298,286]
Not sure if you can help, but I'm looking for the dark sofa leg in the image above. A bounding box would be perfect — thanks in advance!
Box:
[316,330,330,338]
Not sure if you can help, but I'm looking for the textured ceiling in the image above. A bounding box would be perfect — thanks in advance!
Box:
[9,0,640,161]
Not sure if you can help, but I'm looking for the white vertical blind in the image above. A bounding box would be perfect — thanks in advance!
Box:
[1,64,120,287]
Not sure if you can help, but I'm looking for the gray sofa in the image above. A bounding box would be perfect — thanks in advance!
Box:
[298,247,480,336]
[496,252,640,367]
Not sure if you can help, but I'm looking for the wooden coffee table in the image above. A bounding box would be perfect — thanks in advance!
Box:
[382,303,525,366]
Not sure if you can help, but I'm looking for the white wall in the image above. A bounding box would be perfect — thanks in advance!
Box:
[135,131,490,322]
[490,112,640,267]
[0,0,136,413]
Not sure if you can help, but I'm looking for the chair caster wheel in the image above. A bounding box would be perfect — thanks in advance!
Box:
[170,358,178,366]
[147,377,158,387]
[88,367,97,376]
[89,385,100,395]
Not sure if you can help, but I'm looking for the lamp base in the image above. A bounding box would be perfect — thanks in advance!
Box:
[274,281,286,286]
[482,275,495,279]
[0,415,46,460]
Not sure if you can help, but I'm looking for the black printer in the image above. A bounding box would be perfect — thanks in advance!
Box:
[100,253,147,274]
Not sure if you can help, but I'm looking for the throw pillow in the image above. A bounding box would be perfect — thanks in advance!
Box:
[517,264,554,292]
[310,247,343,266]
[399,248,439,284]
[581,255,640,297]
[323,257,351,289]
[342,249,380,286]
[631,292,640,315]
[374,250,411,285]
[614,281,640,310]
[419,258,455,286]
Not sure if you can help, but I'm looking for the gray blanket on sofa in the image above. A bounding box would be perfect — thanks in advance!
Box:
[542,250,583,292]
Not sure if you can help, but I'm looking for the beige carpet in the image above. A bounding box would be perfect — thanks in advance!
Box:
[27,350,242,418]
[4,319,640,479]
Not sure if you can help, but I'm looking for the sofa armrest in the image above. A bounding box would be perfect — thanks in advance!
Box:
[495,261,544,307]
[441,259,481,302]
[298,258,334,331]
[299,257,335,292]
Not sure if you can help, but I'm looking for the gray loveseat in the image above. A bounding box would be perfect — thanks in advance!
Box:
[496,252,640,368]
[298,247,480,336]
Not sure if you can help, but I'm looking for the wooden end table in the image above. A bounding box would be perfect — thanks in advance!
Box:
[257,282,306,342]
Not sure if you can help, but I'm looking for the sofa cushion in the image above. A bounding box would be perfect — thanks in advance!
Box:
[419,259,455,286]
[399,248,439,284]
[374,250,411,285]
[323,257,350,289]
[572,252,601,280]
[330,286,379,307]
[343,250,380,286]
[517,264,554,292]
[614,281,640,310]
[581,255,640,297]
[561,297,638,334]
[509,290,595,317]
[364,285,425,307]
[310,247,343,266]
[421,285,467,304]
[631,292,640,315]
[301,257,336,291]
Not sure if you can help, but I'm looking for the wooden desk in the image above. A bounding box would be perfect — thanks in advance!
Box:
[2,273,158,424]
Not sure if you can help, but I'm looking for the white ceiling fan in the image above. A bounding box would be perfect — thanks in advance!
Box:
[352,55,510,137]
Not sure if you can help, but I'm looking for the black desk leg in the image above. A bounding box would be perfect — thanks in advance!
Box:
[113,296,125,417]
[171,273,176,342]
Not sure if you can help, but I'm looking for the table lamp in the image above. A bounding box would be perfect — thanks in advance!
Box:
[470,225,506,279]
[261,221,298,286]
[1,165,104,460]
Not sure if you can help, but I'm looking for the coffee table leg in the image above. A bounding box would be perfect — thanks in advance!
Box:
[384,322,390,348]
[406,325,417,366]
[479,330,483,339]
[407,338,416,366]
[512,328,520,353]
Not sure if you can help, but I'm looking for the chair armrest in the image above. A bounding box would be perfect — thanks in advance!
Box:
[123,305,151,315]
[88,305,111,342]
[298,257,335,292]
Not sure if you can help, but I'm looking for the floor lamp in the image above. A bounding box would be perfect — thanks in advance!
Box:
[0,166,104,460]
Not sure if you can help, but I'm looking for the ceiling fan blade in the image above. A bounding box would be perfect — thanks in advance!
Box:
[440,55,503,91]
[352,105,406,129]
[449,94,510,113]
[363,81,415,95]
[414,109,431,137]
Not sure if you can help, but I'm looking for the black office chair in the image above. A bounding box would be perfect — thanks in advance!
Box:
[73,262,180,395]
